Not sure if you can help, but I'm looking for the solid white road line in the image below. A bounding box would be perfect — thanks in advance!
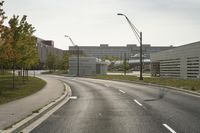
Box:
[119,89,126,94]
[134,99,143,106]
[163,124,176,133]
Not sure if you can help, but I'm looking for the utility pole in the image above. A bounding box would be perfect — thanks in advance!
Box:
[139,32,143,80]
[64,35,79,77]
[117,13,143,80]
[77,46,80,76]
[124,53,126,75]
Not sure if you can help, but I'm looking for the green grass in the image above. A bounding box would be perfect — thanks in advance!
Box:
[0,75,46,105]
[87,75,200,92]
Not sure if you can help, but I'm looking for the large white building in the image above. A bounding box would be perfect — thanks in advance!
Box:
[69,44,174,60]
[151,41,200,79]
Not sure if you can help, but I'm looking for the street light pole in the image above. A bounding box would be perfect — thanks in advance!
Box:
[64,35,79,77]
[139,32,143,80]
[117,13,143,80]
[77,46,80,76]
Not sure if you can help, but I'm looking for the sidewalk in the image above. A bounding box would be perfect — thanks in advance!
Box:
[0,75,64,130]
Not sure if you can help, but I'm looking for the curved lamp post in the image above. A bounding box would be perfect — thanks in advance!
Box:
[117,13,143,80]
[64,35,79,77]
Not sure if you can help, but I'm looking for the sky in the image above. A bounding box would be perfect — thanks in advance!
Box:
[3,0,200,50]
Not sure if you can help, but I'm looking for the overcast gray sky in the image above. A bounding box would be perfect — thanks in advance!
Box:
[4,0,200,50]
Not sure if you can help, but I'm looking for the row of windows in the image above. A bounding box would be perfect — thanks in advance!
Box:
[187,66,199,68]
[159,58,180,62]
[160,61,180,65]
[160,64,180,67]
[161,70,180,72]
[160,66,180,69]
[187,69,199,72]
[187,63,199,65]
[187,57,199,77]
[187,60,199,62]
[187,73,199,75]
[187,57,199,59]
[187,76,198,78]
[160,72,180,74]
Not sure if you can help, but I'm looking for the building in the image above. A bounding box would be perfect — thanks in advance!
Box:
[36,38,64,63]
[69,44,174,60]
[151,41,200,79]
[69,57,107,76]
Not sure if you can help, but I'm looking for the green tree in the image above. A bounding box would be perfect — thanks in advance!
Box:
[16,16,38,80]
[0,0,8,74]
[0,1,38,87]
[56,52,69,70]
[46,53,56,72]
[101,55,119,70]
[0,1,6,34]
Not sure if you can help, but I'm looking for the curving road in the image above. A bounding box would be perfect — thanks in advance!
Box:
[30,76,200,133]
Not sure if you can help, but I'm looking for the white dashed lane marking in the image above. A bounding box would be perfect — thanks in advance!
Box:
[134,99,143,106]
[119,89,126,94]
[70,96,78,100]
[163,124,176,133]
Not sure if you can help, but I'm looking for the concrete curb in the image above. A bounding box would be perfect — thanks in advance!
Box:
[1,82,72,133]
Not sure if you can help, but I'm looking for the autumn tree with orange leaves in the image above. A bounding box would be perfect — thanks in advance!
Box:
[0,1,38,88]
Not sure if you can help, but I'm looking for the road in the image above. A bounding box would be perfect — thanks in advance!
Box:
[31,76,200,133]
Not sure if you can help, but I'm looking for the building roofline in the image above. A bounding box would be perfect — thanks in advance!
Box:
[151,41,200,55]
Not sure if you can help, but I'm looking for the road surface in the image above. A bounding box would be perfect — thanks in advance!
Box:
[31,76,200,133]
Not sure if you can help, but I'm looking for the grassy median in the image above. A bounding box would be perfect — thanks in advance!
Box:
[0,75,46,105]
[87,75,200,92]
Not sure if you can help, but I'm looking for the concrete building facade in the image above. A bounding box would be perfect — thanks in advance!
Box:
[69,57,107,76]
[151,41,200,79]
[69,44,174,60]
[36,38,64,63]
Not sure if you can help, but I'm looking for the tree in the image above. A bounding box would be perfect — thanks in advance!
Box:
[0,0,8,74]
[101,55,119,70]
[16,16,38,80]
[46,53,56,72]
[56,52,69,70]
[0,1,6,34]
[0,1,38,87]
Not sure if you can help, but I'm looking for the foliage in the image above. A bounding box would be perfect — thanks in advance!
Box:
[46,53,56,71]
[123,60,130,71]
[56,52,69,70]
[0,1,38,88]
[46,52,69,71]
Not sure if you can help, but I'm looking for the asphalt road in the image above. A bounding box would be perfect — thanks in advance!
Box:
[31,76,200,133]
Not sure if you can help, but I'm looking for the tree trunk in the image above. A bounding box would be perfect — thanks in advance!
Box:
[12,66,15,89]
[26,69,29,80]
[22,69,25,84]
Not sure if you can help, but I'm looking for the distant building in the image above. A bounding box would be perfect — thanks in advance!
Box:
[36,37,64,63]
[69,57,107,76]
[69,44,174,60]
[151,41,200,79]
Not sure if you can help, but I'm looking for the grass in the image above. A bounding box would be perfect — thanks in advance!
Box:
[0,75,46,105]
[87,75,200,92]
